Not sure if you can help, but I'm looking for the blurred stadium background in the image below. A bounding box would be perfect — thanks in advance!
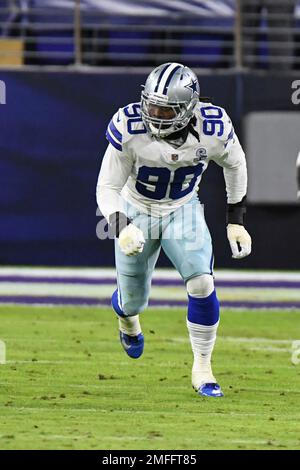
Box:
[0,0,300,307]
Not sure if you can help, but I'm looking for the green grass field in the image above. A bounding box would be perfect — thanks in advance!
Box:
[0,305,300,450]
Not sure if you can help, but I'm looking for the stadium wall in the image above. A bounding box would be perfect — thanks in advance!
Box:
[0,70,299,269]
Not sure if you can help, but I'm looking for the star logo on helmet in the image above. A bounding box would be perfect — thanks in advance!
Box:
[184,79,198,95]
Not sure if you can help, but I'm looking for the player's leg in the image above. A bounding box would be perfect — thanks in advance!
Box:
[111,287,144,359]
[185,274,222,397]
[112,205,161,358]
[161,196,223,397]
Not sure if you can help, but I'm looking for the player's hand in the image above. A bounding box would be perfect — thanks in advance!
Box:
[118,223,145,256]
[227,224,252,259]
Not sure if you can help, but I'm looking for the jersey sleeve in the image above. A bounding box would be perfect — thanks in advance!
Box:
[96,110,133,221]
[105,108,124,152]
[210,108,247,205]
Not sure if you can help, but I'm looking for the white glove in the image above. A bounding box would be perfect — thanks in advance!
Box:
[227,224,252,259]
[118,223,145,256]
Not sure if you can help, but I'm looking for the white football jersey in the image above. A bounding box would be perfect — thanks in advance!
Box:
[97,101,247,219]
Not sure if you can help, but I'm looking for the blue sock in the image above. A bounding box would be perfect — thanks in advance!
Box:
[187,290,220,326]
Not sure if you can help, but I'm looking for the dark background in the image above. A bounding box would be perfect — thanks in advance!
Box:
[0,70,299,269]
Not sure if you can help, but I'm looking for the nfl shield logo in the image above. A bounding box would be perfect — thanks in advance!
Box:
[171,154,179,162]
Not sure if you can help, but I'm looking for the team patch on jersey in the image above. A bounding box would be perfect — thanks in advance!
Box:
[194,147,207,162]
[171,154,179,162]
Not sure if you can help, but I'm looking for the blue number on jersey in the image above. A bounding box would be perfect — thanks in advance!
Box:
[124,104,147,135]
[201,106,224,137]
[135,166,171,200]
[169,164,204,199]
[136,163,204,200]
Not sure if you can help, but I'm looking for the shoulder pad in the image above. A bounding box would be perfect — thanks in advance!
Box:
[106,102,147,151]
[197,102,234,147]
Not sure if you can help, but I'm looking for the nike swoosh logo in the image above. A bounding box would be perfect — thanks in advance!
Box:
[121,338,131,350]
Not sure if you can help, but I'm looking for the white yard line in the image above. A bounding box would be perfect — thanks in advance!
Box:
[0,267,300,281]
[0,283,300,302]
[221,336,295,344]
[4,360,89,365]
[17,409,300,417]
[0,267,117,279]
[170,336,296,345]
[0,283,115,298]
[247,346,291,352]
[39,435,90,440]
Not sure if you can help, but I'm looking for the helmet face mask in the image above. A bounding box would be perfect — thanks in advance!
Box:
[141,63,199,138]
[141,96,190,137]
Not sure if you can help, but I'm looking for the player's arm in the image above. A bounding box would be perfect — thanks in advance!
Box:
[96,115,145,256]
[213,129,251,259]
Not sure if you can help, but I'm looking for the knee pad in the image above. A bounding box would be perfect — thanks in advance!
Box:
[186,274,214,299]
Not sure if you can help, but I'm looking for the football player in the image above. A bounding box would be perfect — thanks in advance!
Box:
[96,63,252,398]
